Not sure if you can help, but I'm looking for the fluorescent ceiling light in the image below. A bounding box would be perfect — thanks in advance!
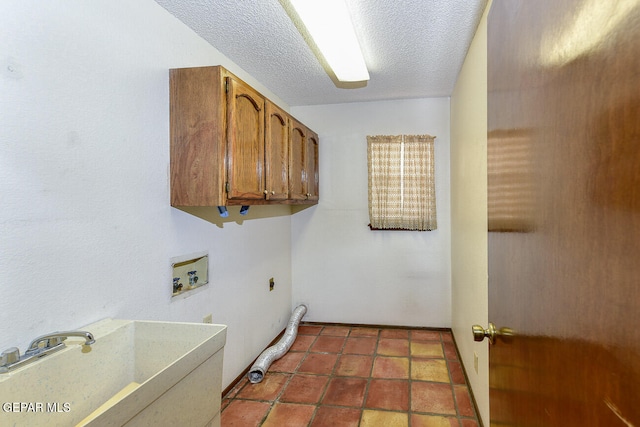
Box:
[288,0,369,82]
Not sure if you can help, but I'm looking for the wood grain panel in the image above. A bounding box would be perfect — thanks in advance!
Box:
[305,130,320,202]
[488,0,640,425]
[169,67,226,206]
[265,101,289,201]
[226,76,265,201]
[288,120,306,201]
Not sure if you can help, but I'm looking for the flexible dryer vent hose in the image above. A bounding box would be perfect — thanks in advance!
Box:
[248,304,308,383]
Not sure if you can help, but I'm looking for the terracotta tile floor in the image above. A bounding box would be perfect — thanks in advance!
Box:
[221,324,480,427]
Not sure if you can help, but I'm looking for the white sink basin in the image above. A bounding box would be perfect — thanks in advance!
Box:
[0,319,227,427]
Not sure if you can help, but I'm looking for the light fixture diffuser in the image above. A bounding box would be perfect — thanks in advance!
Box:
[288,0,369,82]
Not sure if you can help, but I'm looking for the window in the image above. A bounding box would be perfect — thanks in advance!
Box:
[367,134,437,231]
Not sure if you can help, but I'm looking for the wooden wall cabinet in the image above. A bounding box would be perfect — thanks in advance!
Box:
[169,65,318,208]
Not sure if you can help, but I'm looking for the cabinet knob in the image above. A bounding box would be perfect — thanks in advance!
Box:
[271,191,275,195]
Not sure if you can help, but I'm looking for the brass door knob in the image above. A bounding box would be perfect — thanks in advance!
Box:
[472,323,497,344]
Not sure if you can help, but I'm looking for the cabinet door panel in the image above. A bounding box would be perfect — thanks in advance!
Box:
[289,122,306,201]
[226,77,265,200]
[265,102,289,201]
[305,132,319,201]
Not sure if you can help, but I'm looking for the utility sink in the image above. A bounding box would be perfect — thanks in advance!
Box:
[0,319,227,427]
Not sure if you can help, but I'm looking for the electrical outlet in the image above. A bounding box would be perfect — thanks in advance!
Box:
[269,277,275,291]
[474,351,479,374]
[203,314,213,324]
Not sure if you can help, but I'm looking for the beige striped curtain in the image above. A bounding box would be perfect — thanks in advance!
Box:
[367,134,437,231]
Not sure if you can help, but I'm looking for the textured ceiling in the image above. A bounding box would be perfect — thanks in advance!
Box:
[154,0,487,106]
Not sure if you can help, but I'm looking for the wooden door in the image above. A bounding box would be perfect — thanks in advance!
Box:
[305,131,320,202]
[265,101,289,201]
[226,76,265,201]
[487,1,640,425]
[288,120,307,201]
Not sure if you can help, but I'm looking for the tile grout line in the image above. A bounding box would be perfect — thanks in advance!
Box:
[359,327,381,425]
[258,325,323,426]
[307,325,348,427]
[304,326,324,427]
[439,332,455,425]
[408,330,414,425]
[444,333,479,425]
[441,332,462,427]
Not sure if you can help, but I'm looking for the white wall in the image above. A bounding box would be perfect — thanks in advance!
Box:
[291,99,451,327]
[0,0,294,389]
[450,1,491,424]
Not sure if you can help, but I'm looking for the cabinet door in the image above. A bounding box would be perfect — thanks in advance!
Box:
[305,131,319,202]
[265,102,289,201]
[226,76,265,201]
[288,120,307,201]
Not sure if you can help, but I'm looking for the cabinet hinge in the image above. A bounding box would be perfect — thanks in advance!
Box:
[225,79,229,94]
[225,182,230,193]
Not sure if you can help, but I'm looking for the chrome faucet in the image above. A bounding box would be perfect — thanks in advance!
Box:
[1,330,95,373]
[26,331,95,354]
